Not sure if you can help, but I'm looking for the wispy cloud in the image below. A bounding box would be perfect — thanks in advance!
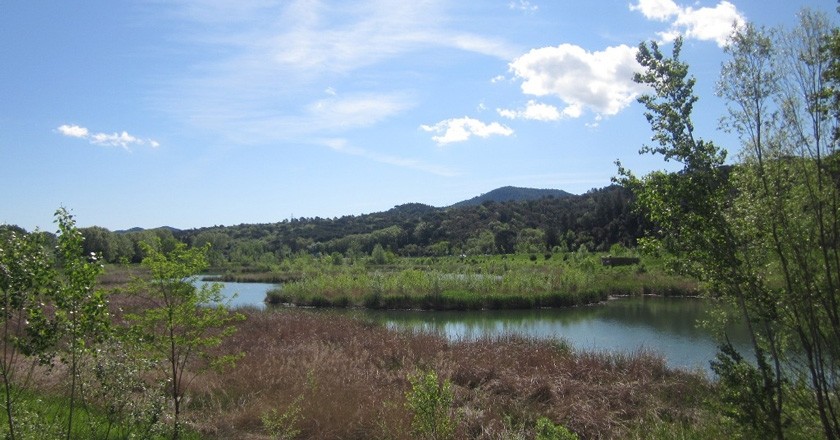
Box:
[155,0,518,146]
[508,44,645,118]
[509,1,538,13]
[420,117,513,145]
[321,138,459,176]
[630,0,746,47]
[56,124,159,151]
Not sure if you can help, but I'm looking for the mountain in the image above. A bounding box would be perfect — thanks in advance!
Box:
[449,186,574,208]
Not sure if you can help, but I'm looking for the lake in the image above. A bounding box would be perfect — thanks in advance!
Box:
[209,280,750,374]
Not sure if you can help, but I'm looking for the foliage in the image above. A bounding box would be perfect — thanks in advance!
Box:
[54,208,111,439]
[129,241,244,439]
[625,9,840,438]
[0,226,55,440]
[261,395,303,440]
[535,417,579,440]
[405,369,455,440]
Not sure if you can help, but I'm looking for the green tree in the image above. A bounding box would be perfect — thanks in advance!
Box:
[54,208,111,440]
[0,227,55,440]
[129,241,243,439]
[624,9,840,437]
[370,243,388,265]
[720,12,840,439]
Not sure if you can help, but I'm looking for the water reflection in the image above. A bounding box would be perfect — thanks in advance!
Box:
[359,297,751,374]
[206,279,750,374]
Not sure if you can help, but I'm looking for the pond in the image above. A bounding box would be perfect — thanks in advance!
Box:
[208,280,750,374]
[358,297,751,374]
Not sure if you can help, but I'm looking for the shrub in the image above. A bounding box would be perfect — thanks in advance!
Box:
[535,416,579,440]
[406,369,455,440]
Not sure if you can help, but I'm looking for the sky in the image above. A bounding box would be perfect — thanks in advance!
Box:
[0,0,835,231]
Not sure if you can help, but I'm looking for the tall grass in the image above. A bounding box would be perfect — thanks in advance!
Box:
[182,308,720,439]
[266,254,698,310]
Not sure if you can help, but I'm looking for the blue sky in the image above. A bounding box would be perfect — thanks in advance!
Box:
[0,0,833,231]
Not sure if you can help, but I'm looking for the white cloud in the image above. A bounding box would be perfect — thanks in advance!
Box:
[420,117,513,145]
[629,0,681,21]
[56,124,159,151]
[508,44,645,118]
[57,124,89,138]
[630,0,745,47]
[497,100,564,121]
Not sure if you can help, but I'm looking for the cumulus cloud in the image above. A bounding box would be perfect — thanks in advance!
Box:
[56,124,159,151]
[497,100,571,121]
[630,0,745,47]
[420,117,513,145]
[508,44,645,118]
[57,124,89,138]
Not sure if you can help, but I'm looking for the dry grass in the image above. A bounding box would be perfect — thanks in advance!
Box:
[181,308,710,439]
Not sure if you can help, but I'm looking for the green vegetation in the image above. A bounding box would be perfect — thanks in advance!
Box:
[0,212,241,439]
[128,242,244,439]
[60,184,643,270]
[620,8,840,438]
[265,252,697,310]
[405,369,455,440]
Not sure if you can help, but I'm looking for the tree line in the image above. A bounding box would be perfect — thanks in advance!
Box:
[4,185,645,270]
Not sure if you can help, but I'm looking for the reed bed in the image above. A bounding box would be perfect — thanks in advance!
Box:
[265,256,698,310]
[183,308,715,439]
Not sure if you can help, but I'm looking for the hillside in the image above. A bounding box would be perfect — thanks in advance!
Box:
[69,185,645,265]
[449,186,574,208]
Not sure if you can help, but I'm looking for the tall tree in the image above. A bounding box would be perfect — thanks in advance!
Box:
[623,9,840,438]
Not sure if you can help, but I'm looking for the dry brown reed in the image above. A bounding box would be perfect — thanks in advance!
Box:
[182,308,710,439]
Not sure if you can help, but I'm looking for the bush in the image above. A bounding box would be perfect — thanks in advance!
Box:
[535,416,579,440]
[406,369,455,440]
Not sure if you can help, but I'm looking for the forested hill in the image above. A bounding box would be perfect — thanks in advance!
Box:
[56,185,645,266]
[449,186,573,208]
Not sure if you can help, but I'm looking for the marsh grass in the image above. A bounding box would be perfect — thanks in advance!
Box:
[265,254,698,310]
[182,308,718,439]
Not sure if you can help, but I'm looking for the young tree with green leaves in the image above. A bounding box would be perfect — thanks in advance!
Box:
[130,242,243,439]
[0,227,55,440]
[54,208,112,440]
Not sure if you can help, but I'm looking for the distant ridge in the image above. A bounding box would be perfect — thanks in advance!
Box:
[449,186,574,208]
[114,226,181,234]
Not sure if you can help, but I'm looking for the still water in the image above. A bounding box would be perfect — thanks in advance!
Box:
[198,279,276,309]
[210,280,749,373]
[361,297,751,373]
